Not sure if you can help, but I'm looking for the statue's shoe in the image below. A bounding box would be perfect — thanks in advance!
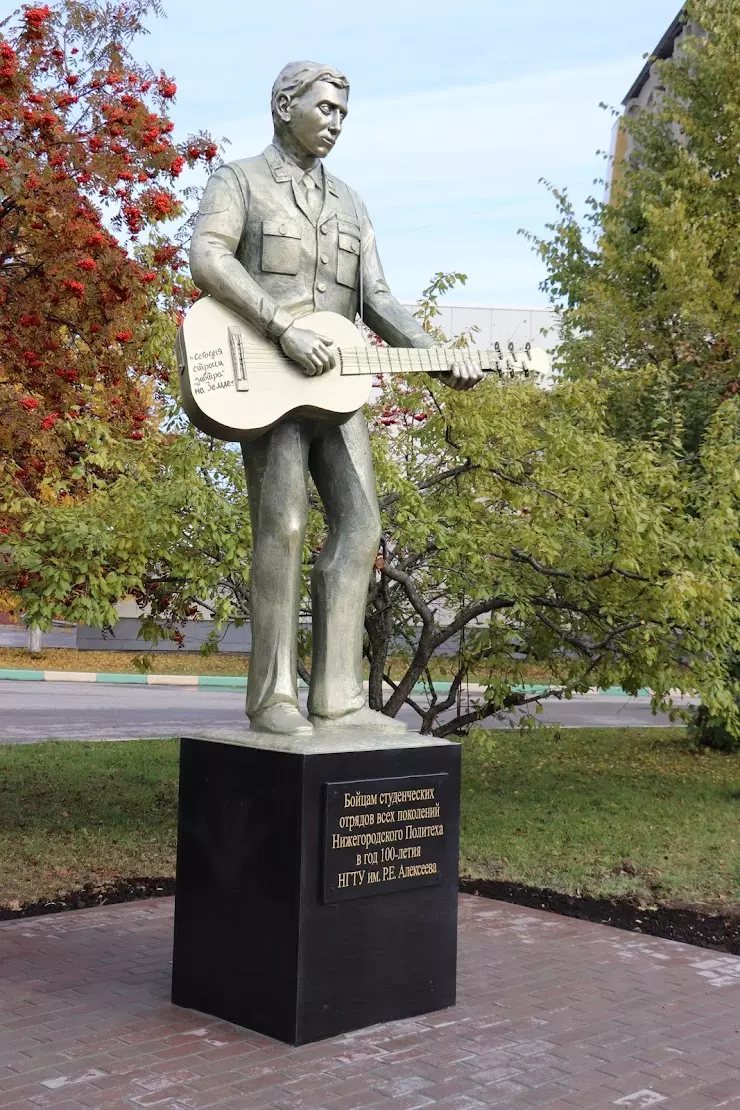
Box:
[249,704,314,737]
[309,706,407,733]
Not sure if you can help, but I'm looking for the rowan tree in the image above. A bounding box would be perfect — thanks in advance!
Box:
[0,0,215,524]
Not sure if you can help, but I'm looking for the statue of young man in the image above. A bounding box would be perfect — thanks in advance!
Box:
[190,62,482,737]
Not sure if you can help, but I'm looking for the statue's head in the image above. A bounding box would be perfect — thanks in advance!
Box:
[271,61,349,160]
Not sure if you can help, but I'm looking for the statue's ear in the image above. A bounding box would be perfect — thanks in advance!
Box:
[275,93,292,123]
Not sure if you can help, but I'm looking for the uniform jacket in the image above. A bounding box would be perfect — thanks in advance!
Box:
[189,143,433,349]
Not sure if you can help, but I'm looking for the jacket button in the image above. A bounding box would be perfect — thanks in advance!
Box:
[279,224,287,235]
[316,282,327,293]
[320,225,329,235]
[320,253,329,264]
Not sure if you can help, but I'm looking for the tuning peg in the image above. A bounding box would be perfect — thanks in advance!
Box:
[507,341,515,355]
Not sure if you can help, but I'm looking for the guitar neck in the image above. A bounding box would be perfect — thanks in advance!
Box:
[338,346,527,376]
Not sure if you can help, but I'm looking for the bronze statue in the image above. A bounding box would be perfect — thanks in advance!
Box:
[189,62,482,737]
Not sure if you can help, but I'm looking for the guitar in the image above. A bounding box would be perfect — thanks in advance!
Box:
[175,296,550,442]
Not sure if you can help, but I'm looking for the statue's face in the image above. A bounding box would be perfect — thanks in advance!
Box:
[284,80,348,159]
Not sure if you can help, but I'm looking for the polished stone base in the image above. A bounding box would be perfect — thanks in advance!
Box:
[171,729,461,1045]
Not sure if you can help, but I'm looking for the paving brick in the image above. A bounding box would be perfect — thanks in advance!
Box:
[662,1093,724,1110]
[426,1097,489,1110]
[704,1080,740,1101]
[0,896,739,1110]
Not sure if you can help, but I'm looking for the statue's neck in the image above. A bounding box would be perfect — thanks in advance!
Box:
[272,131,320,174]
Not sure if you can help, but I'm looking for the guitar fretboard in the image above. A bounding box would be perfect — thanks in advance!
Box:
[337,345,534,377]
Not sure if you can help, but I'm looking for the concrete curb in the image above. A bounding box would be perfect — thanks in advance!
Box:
[0,668,657,698]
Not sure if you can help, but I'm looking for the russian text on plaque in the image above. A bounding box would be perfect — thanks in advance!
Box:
[324,773,450,903]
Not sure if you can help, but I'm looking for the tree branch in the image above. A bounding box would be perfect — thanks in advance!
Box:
[509,547,653,583]
[380,563,435,627]
[432,687,563,738]
[535,610,644,656]
[431,597,514,650]
[382,670,428,719]
[487,467,571,505]
[379,460,475,510]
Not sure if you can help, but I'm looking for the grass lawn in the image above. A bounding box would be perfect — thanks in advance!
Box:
[0,645,554,683]
[1,727,737,911]
[0,740,179,909]
[461,727,740,908]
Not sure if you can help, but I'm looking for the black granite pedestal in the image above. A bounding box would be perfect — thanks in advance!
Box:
[171,730,461,1046]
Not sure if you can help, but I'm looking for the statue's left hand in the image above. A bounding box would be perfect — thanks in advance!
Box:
[438,358,484,391]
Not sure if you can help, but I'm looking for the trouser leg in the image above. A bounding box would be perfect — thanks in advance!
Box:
[241,421,309,719]
[307,411,382,718]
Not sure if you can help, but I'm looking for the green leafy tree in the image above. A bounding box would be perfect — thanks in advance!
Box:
[6,429,250,643]
[523,0,740,744]
[359,275,740,735]
[530,0,740,456]
[8,272,740,740]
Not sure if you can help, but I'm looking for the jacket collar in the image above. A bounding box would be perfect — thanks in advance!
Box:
[263,142,323,187]
[262,143,293,183]
[264,143,344,226]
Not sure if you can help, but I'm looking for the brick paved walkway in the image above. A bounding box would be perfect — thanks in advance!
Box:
[1,897,740,1110]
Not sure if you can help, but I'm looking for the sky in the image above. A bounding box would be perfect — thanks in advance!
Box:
[138,0,681,308]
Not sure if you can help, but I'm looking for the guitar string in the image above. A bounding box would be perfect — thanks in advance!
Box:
[190,344,535,364]
[196,369,532,375]
[192,369,530,377]
[190,352,534,372]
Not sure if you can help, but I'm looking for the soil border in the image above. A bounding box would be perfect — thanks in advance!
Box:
[0,879,176,922]
[460,878,740,954]
[1,876,738,955]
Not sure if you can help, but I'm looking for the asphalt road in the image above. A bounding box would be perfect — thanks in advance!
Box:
[0,680,696,744]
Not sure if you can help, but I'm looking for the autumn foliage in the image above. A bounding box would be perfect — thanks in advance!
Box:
[0,0,213,518]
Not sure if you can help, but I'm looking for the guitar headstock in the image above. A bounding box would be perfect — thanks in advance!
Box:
[479,341,550,379]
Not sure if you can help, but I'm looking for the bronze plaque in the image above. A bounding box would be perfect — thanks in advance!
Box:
[323,773,450,903]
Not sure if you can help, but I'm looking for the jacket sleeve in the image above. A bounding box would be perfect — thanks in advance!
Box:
[352,196,435,350]
[189,164,295,341]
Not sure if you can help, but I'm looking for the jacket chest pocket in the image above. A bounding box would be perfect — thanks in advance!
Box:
[336,219,361,288]
[262,219,302,275]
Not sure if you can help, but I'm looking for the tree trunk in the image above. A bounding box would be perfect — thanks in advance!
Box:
[365,613,390,711]
[365,569,393,711]
[27,625,42,654]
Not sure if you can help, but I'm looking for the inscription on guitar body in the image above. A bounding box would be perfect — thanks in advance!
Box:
[190,347,232,396]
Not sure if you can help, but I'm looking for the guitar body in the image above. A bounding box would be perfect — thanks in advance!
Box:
[176,296,551,443]
[176,298,371,442]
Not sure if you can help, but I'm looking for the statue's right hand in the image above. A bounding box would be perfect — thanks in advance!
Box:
[279,325,336,376]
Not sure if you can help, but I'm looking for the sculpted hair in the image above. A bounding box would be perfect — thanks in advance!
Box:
[271,61,349,127]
